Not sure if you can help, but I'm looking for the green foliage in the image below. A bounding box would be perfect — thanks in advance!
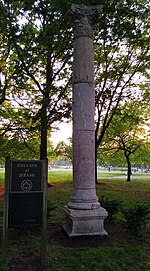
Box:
[100,196,122,220]
[95,0,150,157]
[0,0,73,159]
[0,256,9,271]
[1,0,149,163]
[55,139,72,162]
[47,200,57,219]
[0,136,40,163]
[100,193,150,235]
[121,202,150,235]
[98,101,150,181]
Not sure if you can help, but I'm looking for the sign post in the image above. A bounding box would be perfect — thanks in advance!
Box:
[2,156,11,255]
[2,159,48,265]
[40,158,48,266]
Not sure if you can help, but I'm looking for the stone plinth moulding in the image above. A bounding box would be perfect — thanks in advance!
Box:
[63,4,108,237]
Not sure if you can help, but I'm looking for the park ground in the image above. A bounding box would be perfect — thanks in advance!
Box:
[0,168,150,271]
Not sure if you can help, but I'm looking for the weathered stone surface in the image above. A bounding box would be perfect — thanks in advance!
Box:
[63,206,108,236]
[63,4,108,237]
[73,83,95,131]
[73,130,95,189]
[71,4,103,38]
[67,188,100,210]
[73,37,94,83]
[69,130,99,210]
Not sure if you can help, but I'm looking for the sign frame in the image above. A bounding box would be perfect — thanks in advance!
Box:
[2,158,48,266]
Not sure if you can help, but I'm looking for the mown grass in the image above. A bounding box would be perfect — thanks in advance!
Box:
[0,169,150,271]
[0,169,4,184]
[48,242,150,271]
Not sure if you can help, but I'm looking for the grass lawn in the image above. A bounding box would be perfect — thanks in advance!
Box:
[0,169,4,184]
[0,169,150,271]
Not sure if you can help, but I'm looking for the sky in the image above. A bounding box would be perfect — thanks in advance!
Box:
[51,122,72,146]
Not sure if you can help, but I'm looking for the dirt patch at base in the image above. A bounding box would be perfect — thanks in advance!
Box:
[0,183,149,271]
[1,215,149,271]
[47,220,127,248]
[8,220,130,271]
[0,184,4,198]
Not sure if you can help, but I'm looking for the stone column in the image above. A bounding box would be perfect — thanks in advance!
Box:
[63,4,108,237]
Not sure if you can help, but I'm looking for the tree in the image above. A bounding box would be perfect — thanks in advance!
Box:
[0,127,56,164]
[132,141,150,169]
[94,0,150,182]
[55,138,72,163]
[0,0,73,159]
[0,135,40,164]
[0,0,149,171]
[100,101,150,181]
[0,0,13,105]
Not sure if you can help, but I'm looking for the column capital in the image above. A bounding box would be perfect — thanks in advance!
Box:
[71,4,103,38]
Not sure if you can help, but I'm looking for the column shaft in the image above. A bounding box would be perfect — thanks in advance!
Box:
[63,4,108,236]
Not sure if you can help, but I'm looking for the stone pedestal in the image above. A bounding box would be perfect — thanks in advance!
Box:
[63,206,108,237]
[63,4,108,237]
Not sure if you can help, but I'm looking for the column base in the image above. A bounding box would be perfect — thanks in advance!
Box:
[63,205,108,237]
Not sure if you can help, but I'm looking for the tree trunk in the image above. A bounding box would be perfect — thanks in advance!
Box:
[40,122,47,160]
[126,154,132,182]
[40,96,48,160]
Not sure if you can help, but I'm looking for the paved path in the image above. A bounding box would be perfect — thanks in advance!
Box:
[112,175,150,179]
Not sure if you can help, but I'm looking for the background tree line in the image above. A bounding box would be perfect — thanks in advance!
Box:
[0,0,149,181]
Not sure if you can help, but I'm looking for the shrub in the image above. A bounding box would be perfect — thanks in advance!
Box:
[100,196,122,220]
[0,206,3,217]
[121,202,150,235]
[47,201,57,219]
